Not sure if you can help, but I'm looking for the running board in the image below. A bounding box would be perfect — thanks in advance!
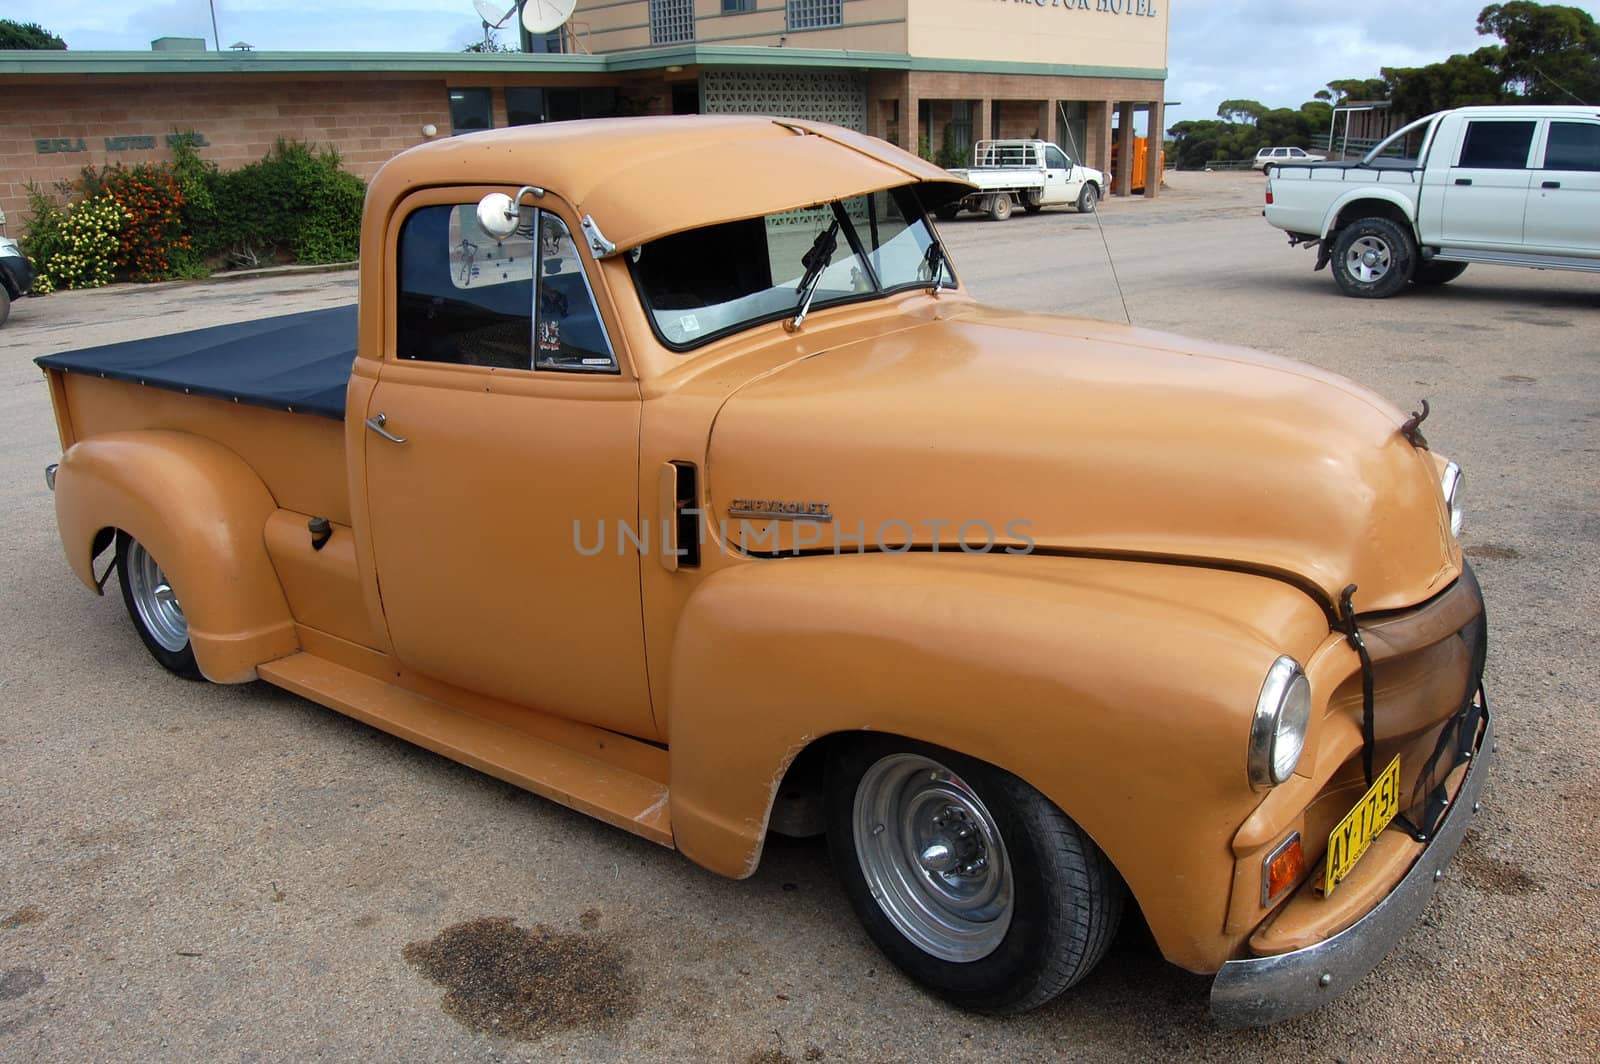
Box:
[1431,247,1600,273]
[257,652,672,847]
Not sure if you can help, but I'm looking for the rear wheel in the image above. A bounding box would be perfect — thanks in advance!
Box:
[1411,260,1469,286]
[986,194,1013,222]
[116,531,203,679]
[1021,191,1044,215]
[1330,216,1416,298]
[826,737,1123,1014]
[1076,184,1099,214]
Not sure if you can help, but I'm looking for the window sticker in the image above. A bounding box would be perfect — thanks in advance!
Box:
[679,314,702,334]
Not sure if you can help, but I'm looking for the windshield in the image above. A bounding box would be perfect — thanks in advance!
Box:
[629,185,954,350]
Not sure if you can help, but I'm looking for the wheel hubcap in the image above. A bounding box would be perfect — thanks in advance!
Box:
[853,753,1014,962]
[1347,236,1392,283]
[126,540,188,653]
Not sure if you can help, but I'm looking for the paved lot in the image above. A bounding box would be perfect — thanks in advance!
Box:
[2,171,1596,1062]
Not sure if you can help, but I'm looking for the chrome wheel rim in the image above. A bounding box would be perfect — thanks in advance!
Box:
[852,753,1014,962]
[126,540,188,653]
[1346,236,1392,283]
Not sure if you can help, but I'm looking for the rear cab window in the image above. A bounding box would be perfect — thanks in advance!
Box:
[1542,121,1600,171]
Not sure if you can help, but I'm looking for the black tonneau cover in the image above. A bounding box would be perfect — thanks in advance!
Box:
[34,305,356,421]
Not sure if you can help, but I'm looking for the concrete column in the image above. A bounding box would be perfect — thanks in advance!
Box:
[976,98,992,146]
[1038,99,1053,144]
[1143,98,1164,198]
[1086,101,1112,173]
[1115,101,1135,197]
[906,91,921,154]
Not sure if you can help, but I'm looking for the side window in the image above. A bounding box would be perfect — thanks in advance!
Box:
[1543,122,1600,172]
[1458,121,1536,169]
[397,204,533,369]
[1044,144,1070,170]
[535,215,618,373]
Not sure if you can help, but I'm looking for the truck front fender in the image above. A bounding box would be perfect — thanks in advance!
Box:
[664,552,1331,972]
[53,430,296,683]
[1319,189,1418,241]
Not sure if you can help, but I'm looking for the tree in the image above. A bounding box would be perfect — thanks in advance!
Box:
[1383,50,1507,117]
[1324,78,1390,103]
[0,19,67,49]
[1216,99,1267,124]
[1477,2,1600,102]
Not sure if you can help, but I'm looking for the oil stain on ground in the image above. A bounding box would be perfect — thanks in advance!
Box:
[1457,836,1539,896]
[0,968,45,1001]
[1464,544,1521,561]
[0,907,44,930]
[403,916,638,1040]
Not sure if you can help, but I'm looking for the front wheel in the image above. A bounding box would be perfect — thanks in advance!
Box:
[0,286,11,328]
[116,531,203,679]
[1076,184,1099,214]
[1330,217,1417,298]
[1412,260,1469,286]
[825,738,1123,1014]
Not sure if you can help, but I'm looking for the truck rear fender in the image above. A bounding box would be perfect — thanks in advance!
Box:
[1322,192,1418,241]
[664,553,1332,972]
[53,430,297,683]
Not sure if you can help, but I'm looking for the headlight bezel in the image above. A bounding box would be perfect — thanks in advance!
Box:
[1248,656,1312,790]
[1440,460,1464,537]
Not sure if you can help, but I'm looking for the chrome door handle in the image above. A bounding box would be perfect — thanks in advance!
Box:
[364,413,407,444]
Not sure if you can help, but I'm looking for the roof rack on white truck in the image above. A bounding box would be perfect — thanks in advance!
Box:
[944,139,1104,221]
[1264,105,1600,297]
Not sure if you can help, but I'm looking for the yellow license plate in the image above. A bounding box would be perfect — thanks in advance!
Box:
[1325,755,1402,896]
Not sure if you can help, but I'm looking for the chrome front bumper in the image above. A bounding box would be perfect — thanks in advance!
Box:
[1210,703,1494,1027]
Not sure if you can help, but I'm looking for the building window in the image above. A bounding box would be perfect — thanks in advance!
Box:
[787,0,842,30]
[506,88,546,126]
[535,30,565,53]
[649,0,696,45]
[447,88,493,135]
[950,100,973,154]
[722,0,755,11]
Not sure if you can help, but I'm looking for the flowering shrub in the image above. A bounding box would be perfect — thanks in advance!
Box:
[30,193,126,291]
[80,163,196,282]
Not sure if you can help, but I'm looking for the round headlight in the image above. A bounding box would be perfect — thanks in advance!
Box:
[1440,460,1464,537]
[1249,657,1312,789]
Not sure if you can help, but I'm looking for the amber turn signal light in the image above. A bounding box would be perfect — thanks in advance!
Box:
[1262,832,1305,907]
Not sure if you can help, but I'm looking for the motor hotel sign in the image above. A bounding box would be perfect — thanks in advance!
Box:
[997,0,1161,13]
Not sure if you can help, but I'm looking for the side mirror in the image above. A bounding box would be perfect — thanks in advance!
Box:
[476,192,520,240]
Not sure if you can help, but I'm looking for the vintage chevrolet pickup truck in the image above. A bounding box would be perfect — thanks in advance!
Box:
[36,115,1489,1025]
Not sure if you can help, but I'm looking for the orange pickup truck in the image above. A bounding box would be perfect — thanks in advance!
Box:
[35,116,1489,1025]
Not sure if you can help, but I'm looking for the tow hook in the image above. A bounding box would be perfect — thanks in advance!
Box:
[44,463,58,491]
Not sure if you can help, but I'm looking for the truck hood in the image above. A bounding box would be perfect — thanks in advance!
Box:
[704,306,1461,614]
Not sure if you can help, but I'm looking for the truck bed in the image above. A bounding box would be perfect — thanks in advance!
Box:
[35,305,356,420]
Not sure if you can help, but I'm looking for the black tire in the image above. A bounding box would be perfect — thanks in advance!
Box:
[1021,191,1044,215]
[1330,216,1417,298]
[935,204,960,222]
[825,737,1123,1014]
[986,194,1013,222]
[115,531,203,680]
[1411,260,1469,287]
[1076,183,1099,214]
[0,285,10,328]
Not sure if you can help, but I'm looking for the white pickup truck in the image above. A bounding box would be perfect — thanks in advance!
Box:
[944,139,1104,221]
[1264,104,1600,297]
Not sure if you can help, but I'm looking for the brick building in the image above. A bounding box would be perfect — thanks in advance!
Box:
[0,0,1169,230]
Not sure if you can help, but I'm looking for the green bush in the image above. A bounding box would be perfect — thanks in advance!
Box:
[200,139,364,265]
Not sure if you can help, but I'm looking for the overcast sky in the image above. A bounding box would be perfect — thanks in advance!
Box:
[9,1,1600,129]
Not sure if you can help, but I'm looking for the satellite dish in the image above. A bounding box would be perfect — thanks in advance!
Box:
[522,0,575,34]
[473,0,516,28]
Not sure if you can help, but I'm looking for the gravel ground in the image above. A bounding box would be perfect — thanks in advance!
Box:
[1,171,1596,1062]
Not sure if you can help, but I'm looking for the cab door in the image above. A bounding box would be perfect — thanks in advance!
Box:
[1522,118,1600,254]
[1043,143,1078,204]
[1438,118,1536,247]
[361,190,657,739]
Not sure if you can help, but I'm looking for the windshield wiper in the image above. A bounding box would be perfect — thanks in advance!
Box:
[787,221,840,332]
